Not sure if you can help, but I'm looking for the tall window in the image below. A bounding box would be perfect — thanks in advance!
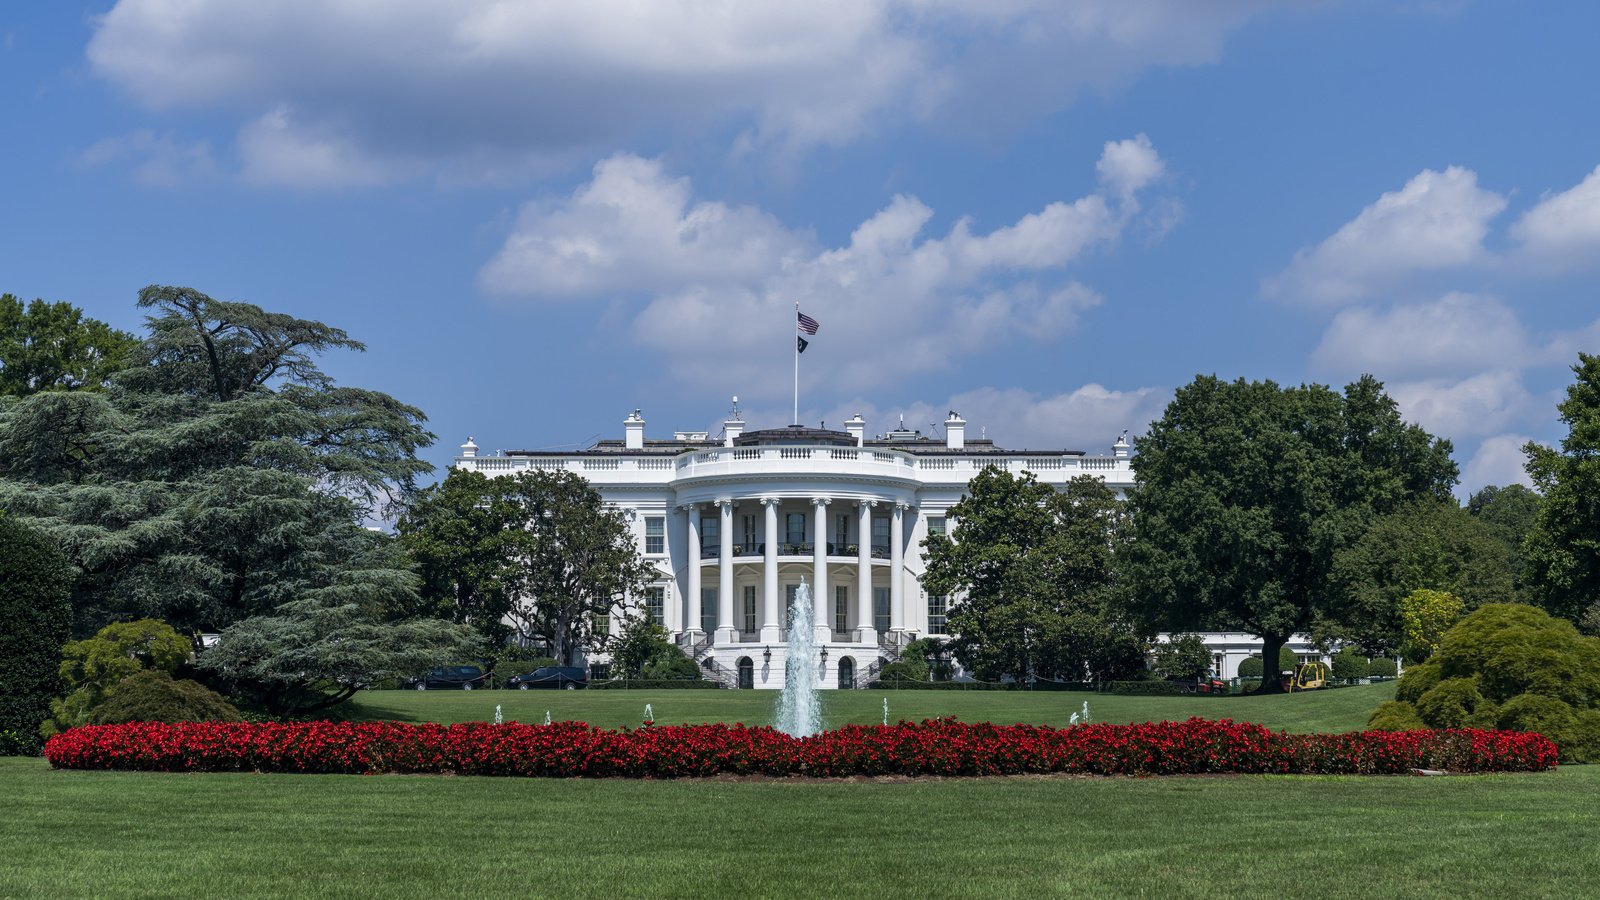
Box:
[835,514,850,550]
[743,585,757,633]
[701,515,718,554]
[785,584,799,630]
[644,516,665,554]
[701,588,718,634]
[872,516,890,554]
[928,594,948,635]
[644,586,665,626]
[927,516,946,538]
[835,585,848,634]
[874,586,890,633]
[785,513,806,547]
[741,514,758,551]
[592,610,612,637]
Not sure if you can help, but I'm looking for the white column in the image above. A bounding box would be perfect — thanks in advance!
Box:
[856,499,875,642]
[889,502,905,633]
[761,497,780,643]
[716,499,736,643]
[685,505,702,637]
[812,497,830,640]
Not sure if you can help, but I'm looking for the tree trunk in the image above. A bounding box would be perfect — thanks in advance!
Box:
[1254,633,1288,694]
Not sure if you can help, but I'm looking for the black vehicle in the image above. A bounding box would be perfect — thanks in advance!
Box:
[505,666,588,690]
[407,665,487,691]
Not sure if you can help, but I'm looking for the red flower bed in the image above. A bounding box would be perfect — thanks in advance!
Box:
[42,718,1556,778]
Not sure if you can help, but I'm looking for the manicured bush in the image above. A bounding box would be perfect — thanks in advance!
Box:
[1415,678,1488,729]
[46,619,192,737]
[1367,701,1425,731]
[44,717,1557,778]
[1395,662,1441,704]
[1237,656,1264,678]
[0,515,72,755]
[1367,658,1399,678]
[875,657,930,686]
[87,671,242,725]
[1332,649,1370,681]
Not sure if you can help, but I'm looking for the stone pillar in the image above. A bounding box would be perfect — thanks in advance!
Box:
[890,503,905,633]
[684,504,702,639]
[761,497,780,643]
[856,499,876,642]
[716,499,736,643]
[812,497,830,640]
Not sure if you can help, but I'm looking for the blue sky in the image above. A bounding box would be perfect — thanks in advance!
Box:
[3,2,1598,494]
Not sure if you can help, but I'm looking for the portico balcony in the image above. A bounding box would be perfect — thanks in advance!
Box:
[699,543,892,564]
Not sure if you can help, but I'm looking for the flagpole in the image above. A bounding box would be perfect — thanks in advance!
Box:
[793,300,800,426]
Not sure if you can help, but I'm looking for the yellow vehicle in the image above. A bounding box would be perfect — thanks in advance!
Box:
[1284,660,1330,692]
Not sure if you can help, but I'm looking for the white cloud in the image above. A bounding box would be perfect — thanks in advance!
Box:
[87,0,1277,186]
[1459,433,1535,493]
[80,129,217,187]
[1311,292,1533,379]
[1387,371,1538,442]
[1263,167,1506,305]
[484,141,1169,396]
[1511,164,1600,271]
[1097,133,1165,198]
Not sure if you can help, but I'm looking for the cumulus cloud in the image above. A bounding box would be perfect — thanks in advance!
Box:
[1311,293,1533,379]
[1097,133,1165,198]
[1263,167,1506,305]
[86,0,1277,186]
[1459,433,1535,493]
[80,129,217,186]
[1386,371,1539,442]
[1511,164,1600,271]
[483,140,1170,395]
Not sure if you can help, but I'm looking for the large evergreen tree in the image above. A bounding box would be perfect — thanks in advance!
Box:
[0,286,434,635]
[922,470,1145,683]
[1525,353,1600,625]
[0,514,71,754]
[1122,375,1456,692]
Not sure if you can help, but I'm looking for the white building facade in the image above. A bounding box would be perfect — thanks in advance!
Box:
[455,407,1135,689]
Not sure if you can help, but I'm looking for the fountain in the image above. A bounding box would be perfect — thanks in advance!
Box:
[882,697,889,727]
[494,704,503,726]
[643,703,655,725]
[775,577,822,737]
[543,710,551,726]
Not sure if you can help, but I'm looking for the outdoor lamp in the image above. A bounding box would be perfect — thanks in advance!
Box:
[820,647,829,664]
[763,645,771,663]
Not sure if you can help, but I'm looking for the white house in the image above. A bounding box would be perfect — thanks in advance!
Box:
[456,404,1135,689]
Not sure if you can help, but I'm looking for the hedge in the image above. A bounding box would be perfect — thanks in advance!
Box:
[45,718,1556,778]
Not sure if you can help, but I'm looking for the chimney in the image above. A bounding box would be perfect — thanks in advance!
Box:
[460,436,478,458]
[624,410,645,450]
[1113,430,1130,458]
[724,396,745,447]
[945,410,966,450]
[845,413,865,447]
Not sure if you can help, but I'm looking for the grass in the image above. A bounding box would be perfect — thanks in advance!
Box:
[345,680,1398,734]
[3,755,1595,898]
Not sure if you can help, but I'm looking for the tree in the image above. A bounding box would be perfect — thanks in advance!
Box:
[0,286,434,635]
[1325,501,1514,654]
[923,470,1145,683]
[1122,375,1456,693]
[1524,353,1600,623]
[611,615,700,681]
[0,514,71,754]
[1151,634,1212,681]
[45,618,192,736]
[0,294,137,396]
[87,670,241,725]
[1397,588,1465,661]
[1467,483,1542,600]
[395,468,517,646]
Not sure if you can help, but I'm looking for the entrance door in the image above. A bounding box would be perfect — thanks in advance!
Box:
[737,656,754,690]
[838,656,855,690]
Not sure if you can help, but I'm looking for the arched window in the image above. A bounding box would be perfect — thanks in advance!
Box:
[838,656,855,690]
[737,656,754,690]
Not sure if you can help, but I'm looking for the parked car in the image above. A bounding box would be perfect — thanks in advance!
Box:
[505,666,588,690]
[405,665,487,691]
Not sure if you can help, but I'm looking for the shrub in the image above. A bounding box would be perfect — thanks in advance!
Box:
[1399,588,1465,660]
[1237,656,1264,678]
[1395,662,1441,704]
[46,619,192,737]
[1368,658,1399,678]
[44,718,1558,778]
[875,658,930,686]
[1367,701,1425,731]
[1332,649,1370,681]
[1415,678,1488,729]
[88,671,242,725]
[0,515,72,755]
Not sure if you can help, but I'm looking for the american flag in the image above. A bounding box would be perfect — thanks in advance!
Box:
[797,311,820,335]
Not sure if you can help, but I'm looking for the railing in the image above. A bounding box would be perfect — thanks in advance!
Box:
[871,545,890,559]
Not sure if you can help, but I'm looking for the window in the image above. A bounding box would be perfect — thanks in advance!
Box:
[874,586,890,633]
[700,515,718,554]
[785,584,800,630]
[589,663,611,681]
[871,516,890,555]
[644,586,665,626]
[701,588,718,633]
[592,610,612,637]
[743,585,757,633]
[928,594,948,635]
[785,513,807,547]
[741,514,758,552]
[835,585,848,634]
[928,516,946,538]
[644,517,665,554]
[835,514,850,550]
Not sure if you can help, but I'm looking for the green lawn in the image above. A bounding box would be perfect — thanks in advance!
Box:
[3,755,1593,898]
[346,680,1397,733]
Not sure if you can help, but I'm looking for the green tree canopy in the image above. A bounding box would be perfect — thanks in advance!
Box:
[1325,500,1514,654]
[922,470,1145,683]
[395,468,517,646]
[1467,483,1542,600]
[1524,353,1600,624]
[0,286,434,635]
[0,294,137,396]
[1122,374,1457,693]
[0,514,71,754]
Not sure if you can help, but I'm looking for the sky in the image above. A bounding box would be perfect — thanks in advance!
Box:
[3,1,1598,496]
